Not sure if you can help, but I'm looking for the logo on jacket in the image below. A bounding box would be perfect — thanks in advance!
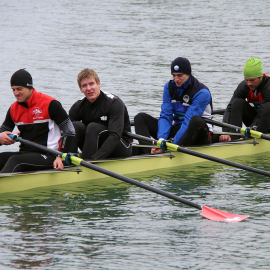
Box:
[183,95,190,105]
[104,92,115,99]
[32,107,43,119]
[100,116,107,121]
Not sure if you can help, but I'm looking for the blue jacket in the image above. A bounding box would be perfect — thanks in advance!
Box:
[158,76,212,144]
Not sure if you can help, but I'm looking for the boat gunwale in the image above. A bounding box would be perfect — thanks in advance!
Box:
[0,138,260,178]
[0,137,268,194]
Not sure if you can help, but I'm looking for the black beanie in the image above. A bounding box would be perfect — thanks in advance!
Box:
[10,69,33,89]
[171,57,191,75]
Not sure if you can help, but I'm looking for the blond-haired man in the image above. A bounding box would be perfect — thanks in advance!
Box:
[69,68,132,160]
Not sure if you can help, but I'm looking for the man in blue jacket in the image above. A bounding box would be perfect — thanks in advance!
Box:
[134,57,213,154]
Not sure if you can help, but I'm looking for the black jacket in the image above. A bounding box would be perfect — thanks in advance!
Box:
[69,91,132,158]
[223,75,270,129]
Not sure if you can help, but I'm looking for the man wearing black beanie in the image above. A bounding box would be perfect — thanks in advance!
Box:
[134,57,214,154]
[0,69,76,173]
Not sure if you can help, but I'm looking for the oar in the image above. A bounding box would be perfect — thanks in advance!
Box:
[130,109,226,126]
[212,108,226,115]
[8,134,248,223]
[124,131,270,178]
[204,118,270,141]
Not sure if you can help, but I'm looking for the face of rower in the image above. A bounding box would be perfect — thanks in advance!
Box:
[245,77,263,91]
[172,73,190,87]
[12,86,33,103]
[80,77,101,103]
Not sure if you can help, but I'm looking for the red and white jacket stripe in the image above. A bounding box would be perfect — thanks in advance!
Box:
[10,89,65,151]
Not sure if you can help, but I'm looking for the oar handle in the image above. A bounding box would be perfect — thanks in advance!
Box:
[204,118,270,141]
[204,118,242,133]
[8,134,63,157]
[125,131,155,144]
[130,109,226,126]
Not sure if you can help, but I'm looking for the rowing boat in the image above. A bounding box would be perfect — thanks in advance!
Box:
[0,137,268,194]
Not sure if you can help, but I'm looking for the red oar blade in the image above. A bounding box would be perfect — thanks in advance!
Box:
[200,205,249,223]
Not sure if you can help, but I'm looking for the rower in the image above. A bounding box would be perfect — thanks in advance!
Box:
[220,58,270,142]
[134,57,216,155]
[0,69,75,173]
[68,68,132,160]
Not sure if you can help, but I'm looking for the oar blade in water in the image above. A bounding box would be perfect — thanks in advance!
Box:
[200,205,249,223]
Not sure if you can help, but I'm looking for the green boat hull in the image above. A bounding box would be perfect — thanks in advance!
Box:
[0,138,267,194]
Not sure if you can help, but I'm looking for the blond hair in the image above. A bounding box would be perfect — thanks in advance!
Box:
[77,68,100,88]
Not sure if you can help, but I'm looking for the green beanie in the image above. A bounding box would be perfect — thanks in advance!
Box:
[243,58,263,78]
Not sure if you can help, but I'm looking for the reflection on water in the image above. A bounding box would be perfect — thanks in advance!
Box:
[0,154,270,268]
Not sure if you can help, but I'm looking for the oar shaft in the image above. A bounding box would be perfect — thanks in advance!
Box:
[124,131,270,177]
[212,109,226,115]
[176,144,270,177]
[10,136,201,210]
[79,160,201,209]
[130,109,226,126]
[204,118,242,133]
[204,118,270,141]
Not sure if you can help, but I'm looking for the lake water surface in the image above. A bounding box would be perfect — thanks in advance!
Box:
[0,0,270,269]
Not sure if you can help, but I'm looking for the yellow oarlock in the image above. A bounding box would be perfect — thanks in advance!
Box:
[157,139,179,152]
[62,153,82,166]
[240,128,262,139]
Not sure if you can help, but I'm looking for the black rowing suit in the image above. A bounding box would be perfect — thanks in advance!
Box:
[69,90,132,160]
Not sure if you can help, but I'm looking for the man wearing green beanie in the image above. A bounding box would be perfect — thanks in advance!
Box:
[220,58,270,142]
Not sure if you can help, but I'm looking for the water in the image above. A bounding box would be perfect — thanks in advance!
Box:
[0,0,270,269]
